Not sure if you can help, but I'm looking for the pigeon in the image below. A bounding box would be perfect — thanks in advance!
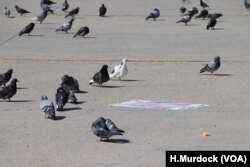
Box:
[55,87,69,111]
[0,78,18,101]
[180,7,186,16]
[18,23,35,36]
[185,7,198,17]
[4,7,11,17]
[65,7,79,18]
[200,56,221,74]
[73,26,89,38]
[99,4,107,17]
[195,9,209,20]
[245,0,250,9]
[41,0,56,5]
[146,8,160,21]
[89,65,110,86]
[55,18,74,33]
[61,75,80,93]
[200,0,209,9]
[40,96,56,120]
[176,14,192,25]
[207,13,223,19]
[91,117,125,141]
[109,59,128,80]
[206,18,217,30]
[15,5,31,16]
[0,69,13,86]
[30,10,48,24]
[62,0,69,11]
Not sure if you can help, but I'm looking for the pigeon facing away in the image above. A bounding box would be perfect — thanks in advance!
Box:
[31,10,49,24]
[55,87,69,111]
[195,9,209,20]
[19,23,35,36]
[200,0,209,9]
[0,78,18,101]
[4,7,11,17]
[91,117,125,141]
[245,0,250,9]
[146,8,160,21]
[73,26,89,38]
[65,7,79,18]
[15,5,31,16]
[208,13,223,19]
[200,56,221,74]
[55,18,74,33]
[40,0,54,14]
[61,75,80,93]
[180,7,186,16]
[62,0,69,11]
[99,4,107,17]
[109,59,128,80]
[40,96,56,120]
[206,18,217,30]
[89,65,110,86]
[0,69,13,86]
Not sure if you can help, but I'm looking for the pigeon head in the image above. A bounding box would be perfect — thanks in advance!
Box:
[214,56,220,62]
[30,23,35,27]
[14,5,19,9]
[154,8,159,12]
[101,64,108,70]
[4,7,7,9]
[7,69,13,74]
[41,95,48,100]
[61,75,69,81]
[102,4,105,6]
[121,59,128,65]
[11,78,19,83]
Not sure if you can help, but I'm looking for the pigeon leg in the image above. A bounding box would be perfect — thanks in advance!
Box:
[8,98,11,102]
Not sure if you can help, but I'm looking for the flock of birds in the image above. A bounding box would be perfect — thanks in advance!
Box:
[1,0,248,141]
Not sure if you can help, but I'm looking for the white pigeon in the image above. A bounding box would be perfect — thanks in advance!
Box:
[40,95,56,120]
[4,7,10,17]
[109,59,128,80]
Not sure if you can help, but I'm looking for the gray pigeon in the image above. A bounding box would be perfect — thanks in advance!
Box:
[200,0,209,9]
[195,9,209,20]
[176,14,192,25]
[0,78,18,101]
[146,8,160,21]
[99,4,107,17]
[31,10,49,24]
[61,75,80,93]
[40,96,56,120]
[62,0,69,11]
[55,87,69,111]
[207,13,223,19]
[0,69,13,86]
[91,117,125,141]
[73,26,89,38]
[15,5,31,16]
[200,56,221,74]
[55,18,74,33]
[4,7,11,17]
[206,18,217,30]
[19,23,35,36]
[245,0,250,9]
[89,65,110,86]
[65,7,79,18]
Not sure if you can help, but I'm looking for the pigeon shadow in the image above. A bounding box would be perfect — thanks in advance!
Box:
[75,90,88,94]
[8,16,15,18]
[102,139,130,144]
[213,28,224,30]
[112,79,145,82]
[55,116,66,121]
[214,74,232,77]
[83,36,97,39]
[69,101,86,105]
[147,19,166,21]
[5,100,35,103]
[91,85,125,88]
[102,15,113,17]
[62,107,82,111]
[43,23,56,25]
[187,24,199,26]
[17,87,29,89]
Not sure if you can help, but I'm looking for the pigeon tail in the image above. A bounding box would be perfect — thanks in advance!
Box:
[200,65,208,73]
